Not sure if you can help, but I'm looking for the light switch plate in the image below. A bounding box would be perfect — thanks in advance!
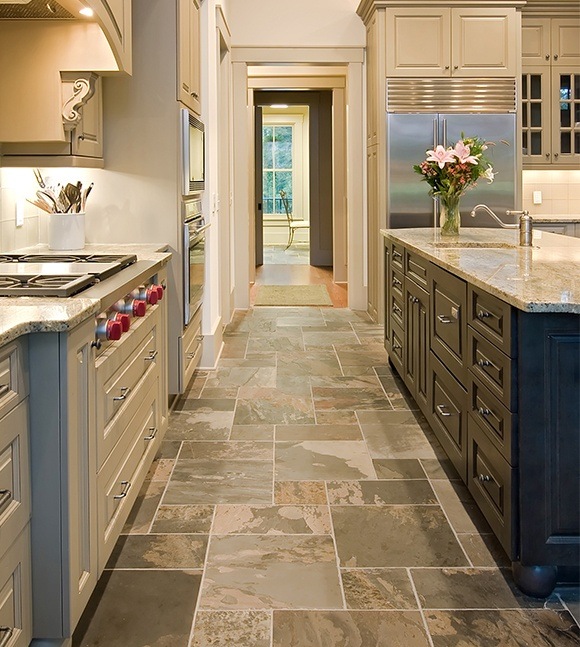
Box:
[533,190,542,205]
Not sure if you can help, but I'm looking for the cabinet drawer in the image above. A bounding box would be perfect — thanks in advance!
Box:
[98,381,160,571]
[429,351,468,481]
[430,264,467,384]
[468,376,517,465]
[404,249,429,290]
[468,328,516,410]
[388,322,404,375]
[468,286,515,357]
[0,341,27,421]
[390,268,404,300]
[181,306,202,391]
[0,527,32,647]
[468,418,516,558]
[389,289,405,329]
[0,402,30,557]
[391,242,404,270]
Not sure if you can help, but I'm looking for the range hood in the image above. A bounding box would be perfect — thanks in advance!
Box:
[0,0,74,19]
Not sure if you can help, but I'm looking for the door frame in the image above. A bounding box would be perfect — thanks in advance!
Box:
[230,49,365,310]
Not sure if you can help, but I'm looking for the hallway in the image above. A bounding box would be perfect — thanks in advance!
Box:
[73,307,580,646]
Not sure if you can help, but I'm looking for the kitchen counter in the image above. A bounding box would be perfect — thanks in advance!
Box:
[380,227,580,314]
[0,243,171,346]
[531,213,580,223]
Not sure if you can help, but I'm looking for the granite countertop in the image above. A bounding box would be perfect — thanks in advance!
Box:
[0,243,171,346]
[532,213,580,224]
[380,227,580,314]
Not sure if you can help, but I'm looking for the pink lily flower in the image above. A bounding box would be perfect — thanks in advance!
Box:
[426,145,456,169]
[453,140,479,165]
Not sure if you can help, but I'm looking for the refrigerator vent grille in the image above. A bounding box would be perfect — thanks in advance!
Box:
[386,78,517,113]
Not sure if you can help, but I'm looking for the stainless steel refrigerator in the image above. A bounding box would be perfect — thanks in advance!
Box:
[386,79,519,229]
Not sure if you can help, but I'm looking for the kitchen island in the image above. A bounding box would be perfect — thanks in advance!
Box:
[381,227,579,598]
[0,244,171,647]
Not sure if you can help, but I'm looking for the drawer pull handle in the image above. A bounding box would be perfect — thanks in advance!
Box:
[113,386,131,402]
[144,350,159,361]
[478,474,491,483]
[437,314,452,324]
[0,489,12,514]
[477,358,492,368]
[0,384,10,397]
[186,352,195,360]
[144,427,157,441]
[197,335,204,343]
[0,627,13,647]
[392,278,402,288]
[114,481,131,500]
[478,407,492,417]
[393,251,402,261]
[436,404,452,417]
[392,305,402,316]
[392,343,402,352]
[477,309,491,319]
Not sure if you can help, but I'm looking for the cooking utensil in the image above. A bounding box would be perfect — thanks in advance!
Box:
[81,183,94,211]
[33,168,46,189]
[26,198,53,214]
[64,183,81,213]
[36,189,57,212]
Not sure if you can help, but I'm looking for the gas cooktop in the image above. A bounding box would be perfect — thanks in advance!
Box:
[0,253,137,297]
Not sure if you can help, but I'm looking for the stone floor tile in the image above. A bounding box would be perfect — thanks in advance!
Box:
[313,386,393,411]
[121,480,166,534]
[274,481,328,505]
[272,610,431,646]
[173,398,236,413]
[275,441,376,481]
[247,334,305,354]
[557,587,580,627]
[212,505,332,535]
[431,480,492,535]
[425,609,580,646]
[276,351,343,377]
[326,480,437,506]
[335,345,389,367]
[341,568,418,610]
[165,411,233,441]
[302,331,359,348]
[420,457,462,480]
[164,459,273,505]
[179,440,273,461]
[72,570,202,647]
[457,533,511,568]
[106,534,208,569]
[151,505,214,534]
[146,457,175,482]
[315,410,359,425]
[378,375,420,410]
[200,387,240,399]
[310,374,382,389]
[357,410,439,459]
[411,568,562,610]
[200,535,343,610]
[372,459,428,480]
[332,506,469,568]
[234,387,315,425]
[205,366,277,389]
[191,610,271,647]
[219,357,277,368]
[275,424,362,441]
[275,374,312,396]
[230,424,275,441]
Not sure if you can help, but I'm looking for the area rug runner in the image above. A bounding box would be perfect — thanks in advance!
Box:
[255,284,333,306]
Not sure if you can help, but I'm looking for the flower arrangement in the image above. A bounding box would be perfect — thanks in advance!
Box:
[413,136,495,236]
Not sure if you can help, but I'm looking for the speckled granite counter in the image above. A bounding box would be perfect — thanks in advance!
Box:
[532,213,580,223]
[380,227,580,313]
[0,243,171,346]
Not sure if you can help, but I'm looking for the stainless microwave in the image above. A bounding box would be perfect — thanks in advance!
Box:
[181,109,205,196]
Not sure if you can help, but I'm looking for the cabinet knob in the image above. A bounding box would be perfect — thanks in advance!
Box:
[554,153,559,159]
[444,65,450,70]
[0,489,12,515]
[477,309,491,319]
[478,407,492,417]
[545,54,550,60]
[554,54,559,60]
[477,358,492,368]
[453,65,459,70]
[478,474,491,483]
[546,153,550,159]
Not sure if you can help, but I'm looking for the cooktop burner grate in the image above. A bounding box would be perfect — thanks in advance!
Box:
[15,253,137,268]
[0,273,97,297]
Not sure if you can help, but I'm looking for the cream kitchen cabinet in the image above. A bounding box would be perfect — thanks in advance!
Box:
[385,6,518,78]
[521,16,580,168]
[178,0,201,115]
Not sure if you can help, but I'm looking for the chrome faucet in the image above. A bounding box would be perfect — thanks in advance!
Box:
[470,204,533,247]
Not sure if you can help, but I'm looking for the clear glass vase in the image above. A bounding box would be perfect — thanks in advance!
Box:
[439,195,461,237]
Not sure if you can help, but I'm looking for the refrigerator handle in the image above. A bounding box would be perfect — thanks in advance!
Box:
[433,118,438,148]
[442,118,448,147]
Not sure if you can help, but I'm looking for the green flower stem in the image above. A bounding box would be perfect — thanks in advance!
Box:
[439,194,461,236]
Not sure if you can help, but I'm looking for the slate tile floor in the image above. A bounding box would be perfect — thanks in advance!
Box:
[73,307,580,647]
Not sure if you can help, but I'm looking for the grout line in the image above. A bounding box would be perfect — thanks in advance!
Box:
[145,442,184,534]
[325,480,348,611]
[408,567,435,647]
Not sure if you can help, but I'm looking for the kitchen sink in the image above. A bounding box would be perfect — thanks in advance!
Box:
[431,241,517,249]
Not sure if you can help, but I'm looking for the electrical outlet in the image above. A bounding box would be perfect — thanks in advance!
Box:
[15,200,24,227]
[533,190,542,205]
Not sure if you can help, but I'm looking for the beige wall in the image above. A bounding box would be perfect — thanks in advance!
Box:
[522,170,580,216]
[224,0,365,47]
[0,169,41,251]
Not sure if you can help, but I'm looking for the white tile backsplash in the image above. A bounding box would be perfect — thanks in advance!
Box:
[0,168,42,251]
[522,170,580,216]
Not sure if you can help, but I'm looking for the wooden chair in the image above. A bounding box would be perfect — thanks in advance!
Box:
[279,190,309,249]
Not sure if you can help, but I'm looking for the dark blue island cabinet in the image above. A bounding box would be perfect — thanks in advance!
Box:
[383,233,579,598]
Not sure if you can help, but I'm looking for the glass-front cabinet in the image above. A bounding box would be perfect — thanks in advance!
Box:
[521,16,580,168]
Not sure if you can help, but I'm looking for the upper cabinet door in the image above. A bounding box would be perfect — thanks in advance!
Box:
[90,0,132,74]
[452,8,517,77]
[552,18,580,67]
[178,0,201,115]
[386,8,451,77]
[522,17,551,67]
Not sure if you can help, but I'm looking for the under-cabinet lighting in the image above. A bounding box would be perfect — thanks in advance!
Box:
[270,104,289,109]
[79,6,93,16]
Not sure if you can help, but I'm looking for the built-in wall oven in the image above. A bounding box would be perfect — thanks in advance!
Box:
[183,199,209,326]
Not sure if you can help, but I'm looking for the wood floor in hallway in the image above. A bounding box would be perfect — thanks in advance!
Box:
[250,244,348,308]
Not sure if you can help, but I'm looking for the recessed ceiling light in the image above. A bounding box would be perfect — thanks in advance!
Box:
[79,6,93,16]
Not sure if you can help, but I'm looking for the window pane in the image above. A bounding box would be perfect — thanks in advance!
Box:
[575,132,580,155]
[522,131,528,156]
[560,75,572,101]
[561,103,571,128]
[263,126,273,168]
[531,132,542,156]
[575,102,580,127]
[530,74,542,100]
[522,75,528,100]
[263,170,273,213]
[575,75,580,100]
[274,172,292,213]
[522,106,528,128]
[274,126,293,169]
[561,132,571,154]
[531,103,542,128]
